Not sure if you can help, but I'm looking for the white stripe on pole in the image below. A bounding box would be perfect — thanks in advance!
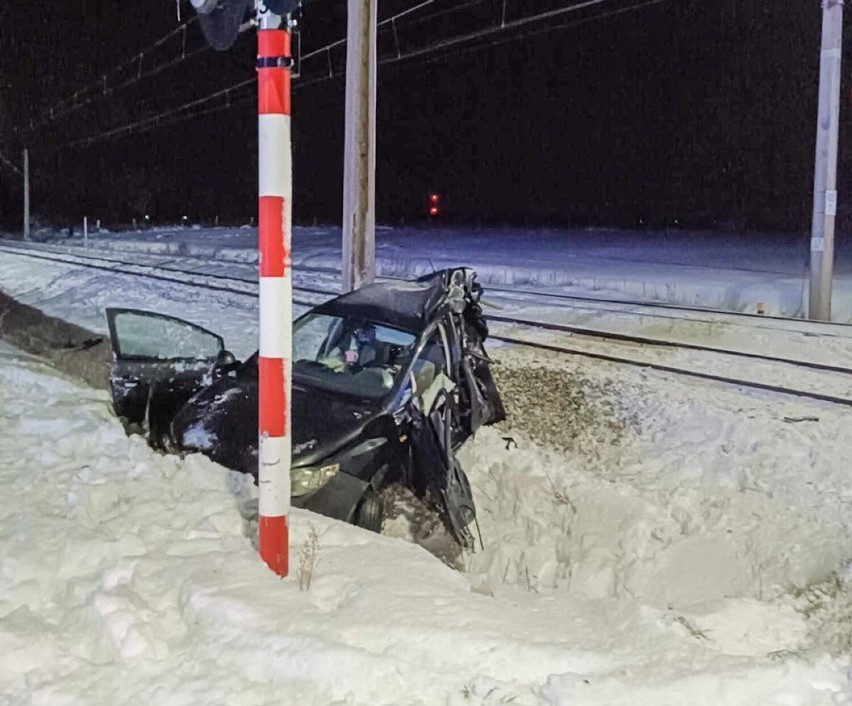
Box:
[259,434,292,516]
[258,277,293,358]
[258,115,292,197]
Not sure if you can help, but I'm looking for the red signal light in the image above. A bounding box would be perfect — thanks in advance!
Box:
[429,193,440,204]
[429,206,440,217]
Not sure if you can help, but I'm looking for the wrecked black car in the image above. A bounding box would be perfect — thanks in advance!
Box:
[106,268,504,548]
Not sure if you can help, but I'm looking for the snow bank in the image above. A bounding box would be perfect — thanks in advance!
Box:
[4,226,852,703]
[2,343,852,705]
[462,350,852,612]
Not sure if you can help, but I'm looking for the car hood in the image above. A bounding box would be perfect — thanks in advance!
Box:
[171,373,384,471]
[289,382,383,466]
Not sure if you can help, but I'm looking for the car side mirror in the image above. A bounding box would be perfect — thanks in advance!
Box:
[217,349,237,365]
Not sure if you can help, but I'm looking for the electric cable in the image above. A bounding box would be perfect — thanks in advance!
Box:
[46,0,667,151]
[380,0,670,76]
[22,17,207,134]
[28,0,439,136]
[301,0,668,86]
[300,0,440,62]
[0,150,23,176]
[53,78,256,151]
[47,0,449,151]
[381,0,640,66]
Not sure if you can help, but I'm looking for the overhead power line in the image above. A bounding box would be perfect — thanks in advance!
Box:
[47,0,447,152]
[28,0,436,137]
[26,0,438,145]
[300,0,439,62]
[46,0,668,152]
[54,78,256,151]
[298,0,669,86]
[0,150,23,176]
[381,0,643,65]
[381,0,670,75]
[22,17,207,135]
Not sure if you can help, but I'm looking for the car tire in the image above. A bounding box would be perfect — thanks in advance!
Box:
[354,489,383,534]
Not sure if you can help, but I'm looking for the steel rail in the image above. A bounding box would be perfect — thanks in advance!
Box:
[486,314,852,375]
[483,283,852,331]
[0,241,335,296]
[491,333,852,408]
[8,240,844,342]
[0,244,322,308]
[5,242,852,406]
[4,241,852,372]
[4,238,852,338]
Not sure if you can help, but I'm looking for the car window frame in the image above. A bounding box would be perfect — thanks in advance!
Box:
[272,309,426,404]
[105,307,224,363]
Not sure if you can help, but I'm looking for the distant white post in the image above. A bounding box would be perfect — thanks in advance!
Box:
[809,0,844,320]
[83,216,89,247]
[342,0,377,292]
[23,148,30,241]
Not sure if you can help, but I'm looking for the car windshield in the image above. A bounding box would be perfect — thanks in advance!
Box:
[291,312,417,399]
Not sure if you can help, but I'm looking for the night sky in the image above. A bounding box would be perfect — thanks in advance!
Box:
[0,0,845,232]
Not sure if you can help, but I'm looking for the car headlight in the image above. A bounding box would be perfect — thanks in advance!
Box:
[291,463,340,497]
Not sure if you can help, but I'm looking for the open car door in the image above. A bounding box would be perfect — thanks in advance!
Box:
[441,270,506,442]
[105,308,226,436]
[408,361,478,551]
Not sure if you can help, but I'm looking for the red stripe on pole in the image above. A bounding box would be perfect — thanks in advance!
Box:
[259,514,289,576]
[258,69,291,115]
[258,30,291,116]
[258,28,289,58]
[258,196,291,277]
[258,356,287,437]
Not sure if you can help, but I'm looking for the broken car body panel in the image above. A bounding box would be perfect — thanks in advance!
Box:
[106,268,504,547]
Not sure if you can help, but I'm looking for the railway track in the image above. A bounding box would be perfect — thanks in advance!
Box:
[4,239,852,407]
[0,241,329,306]
[6,239,850,329]
[489,331,852,408]
[482,283,852,335]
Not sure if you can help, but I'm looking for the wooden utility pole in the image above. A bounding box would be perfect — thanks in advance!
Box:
[342,0,377,292]
[23,148,30,241]
[809,0,844,320]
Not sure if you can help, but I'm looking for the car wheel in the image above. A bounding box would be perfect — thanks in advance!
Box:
[354,489,383,534]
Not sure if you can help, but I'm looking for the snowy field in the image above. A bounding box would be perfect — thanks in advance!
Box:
[2,225,852,704]
[10,222,852,322]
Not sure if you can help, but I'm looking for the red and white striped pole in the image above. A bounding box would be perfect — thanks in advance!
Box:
[257,15,292,577]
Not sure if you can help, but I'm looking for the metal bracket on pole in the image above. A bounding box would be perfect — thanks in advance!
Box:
[256,0,283,29]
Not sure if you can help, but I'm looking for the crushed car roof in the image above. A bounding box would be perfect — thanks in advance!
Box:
[312,270,455,332]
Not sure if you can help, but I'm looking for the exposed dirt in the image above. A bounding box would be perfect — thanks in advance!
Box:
[792,569,852,657]
[380,483,465,570]
[0,289,111,390]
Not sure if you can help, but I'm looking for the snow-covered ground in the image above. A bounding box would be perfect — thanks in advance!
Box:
[12,222,852,321]
[2,225,852,704]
